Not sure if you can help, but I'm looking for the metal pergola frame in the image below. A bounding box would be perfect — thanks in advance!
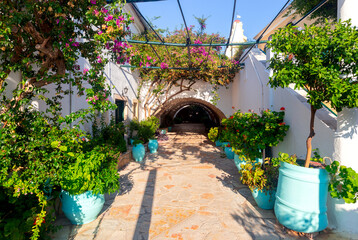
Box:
[120,0,330,70]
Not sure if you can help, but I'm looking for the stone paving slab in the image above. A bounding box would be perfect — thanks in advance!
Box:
[52,132,354,240]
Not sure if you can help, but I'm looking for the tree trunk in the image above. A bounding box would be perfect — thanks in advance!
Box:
[304,106,317,168]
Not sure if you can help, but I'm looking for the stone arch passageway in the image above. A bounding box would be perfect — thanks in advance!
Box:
[156,98,226,132]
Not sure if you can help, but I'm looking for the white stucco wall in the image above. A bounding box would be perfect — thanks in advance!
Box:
[141,80,233,118]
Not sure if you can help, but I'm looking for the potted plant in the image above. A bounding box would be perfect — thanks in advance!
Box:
[136,116,160,153]
[208,127,221,147]
[268,20,358,233]
[240,153,297,210]
[224,109,289,171]
[58,145,120,225]
[326,161,358,204]
[132,139,145,162]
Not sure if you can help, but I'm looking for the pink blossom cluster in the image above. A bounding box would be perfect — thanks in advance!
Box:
[86,95,99,105]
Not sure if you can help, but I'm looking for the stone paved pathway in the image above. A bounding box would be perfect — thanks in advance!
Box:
[53,133,352,240]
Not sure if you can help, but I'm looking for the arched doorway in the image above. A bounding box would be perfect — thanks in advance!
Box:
[156,98,226,133]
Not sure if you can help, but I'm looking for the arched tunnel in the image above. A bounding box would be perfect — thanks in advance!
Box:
[156,98,226,133]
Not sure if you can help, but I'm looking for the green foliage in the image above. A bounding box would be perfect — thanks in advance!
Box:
[240,163,267,191]
[0,0,133,124]
[268,20,358,112]
[326,161,358,204]
[240,153,298,192]
[133,139,144,146]
[0,111,84,239]
[92,118,127,153]
[208,127,219,142]
[287,0,337,25]
[59,145,120,195]
[222,109,289,160]
[271,152,298,166]
[130,117,160,143]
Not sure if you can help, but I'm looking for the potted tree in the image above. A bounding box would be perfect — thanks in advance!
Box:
[268,20,358,233]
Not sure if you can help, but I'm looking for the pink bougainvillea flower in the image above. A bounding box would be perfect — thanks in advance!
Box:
[130,16,134,21]
[280,107,285,111]
[94,96,99,100]
[102,8,108,14]
[98,31,102,35]
[97,56,102,63]
[104,15,113,21]
[65,43,69,48]
[83,68,89,75]
[93,9,99,16]
[160,62,169,69]
[146,62,150,67]
[153,59,156,63]
[72,42,79,47]
[56,19,60,24]
[147,56,152,61]
[194,39,202,44]
[90,0,96,4]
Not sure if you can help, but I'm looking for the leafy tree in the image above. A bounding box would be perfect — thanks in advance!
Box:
[0,1,133,238]
[0,0,133,125]
[268,20,358,168]
[287,0,337,24]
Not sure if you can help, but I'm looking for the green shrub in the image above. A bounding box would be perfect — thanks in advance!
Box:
[92,118,127,153]
[208,127,219,142]
[135,116,160,143]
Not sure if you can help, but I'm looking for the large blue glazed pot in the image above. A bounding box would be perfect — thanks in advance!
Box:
[274,162,329,233]
[132,143,145,162]
[148,139,159,153]
[234,154,263,171]
[252,188,276,210]
[61,190,104,225]
[224,146,235,159]
[215,140,222,147]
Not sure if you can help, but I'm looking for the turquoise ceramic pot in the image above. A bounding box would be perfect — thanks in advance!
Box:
[148,139,159,153]
[234,154,263,171]
[252,188,276,210]
[130,138,135,145]
[61,190,104,225]
[132,143,145,162]
[215,140,222,147]
[274,162,329,233]
[168,127,172,132]
[224,146,235,159]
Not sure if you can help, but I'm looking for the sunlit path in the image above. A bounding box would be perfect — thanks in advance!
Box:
[53,133,346,240]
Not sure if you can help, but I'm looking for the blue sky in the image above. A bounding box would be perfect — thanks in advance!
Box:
[136,0,290,41]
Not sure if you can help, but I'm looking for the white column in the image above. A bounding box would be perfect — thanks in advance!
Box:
[328,0,358,234]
